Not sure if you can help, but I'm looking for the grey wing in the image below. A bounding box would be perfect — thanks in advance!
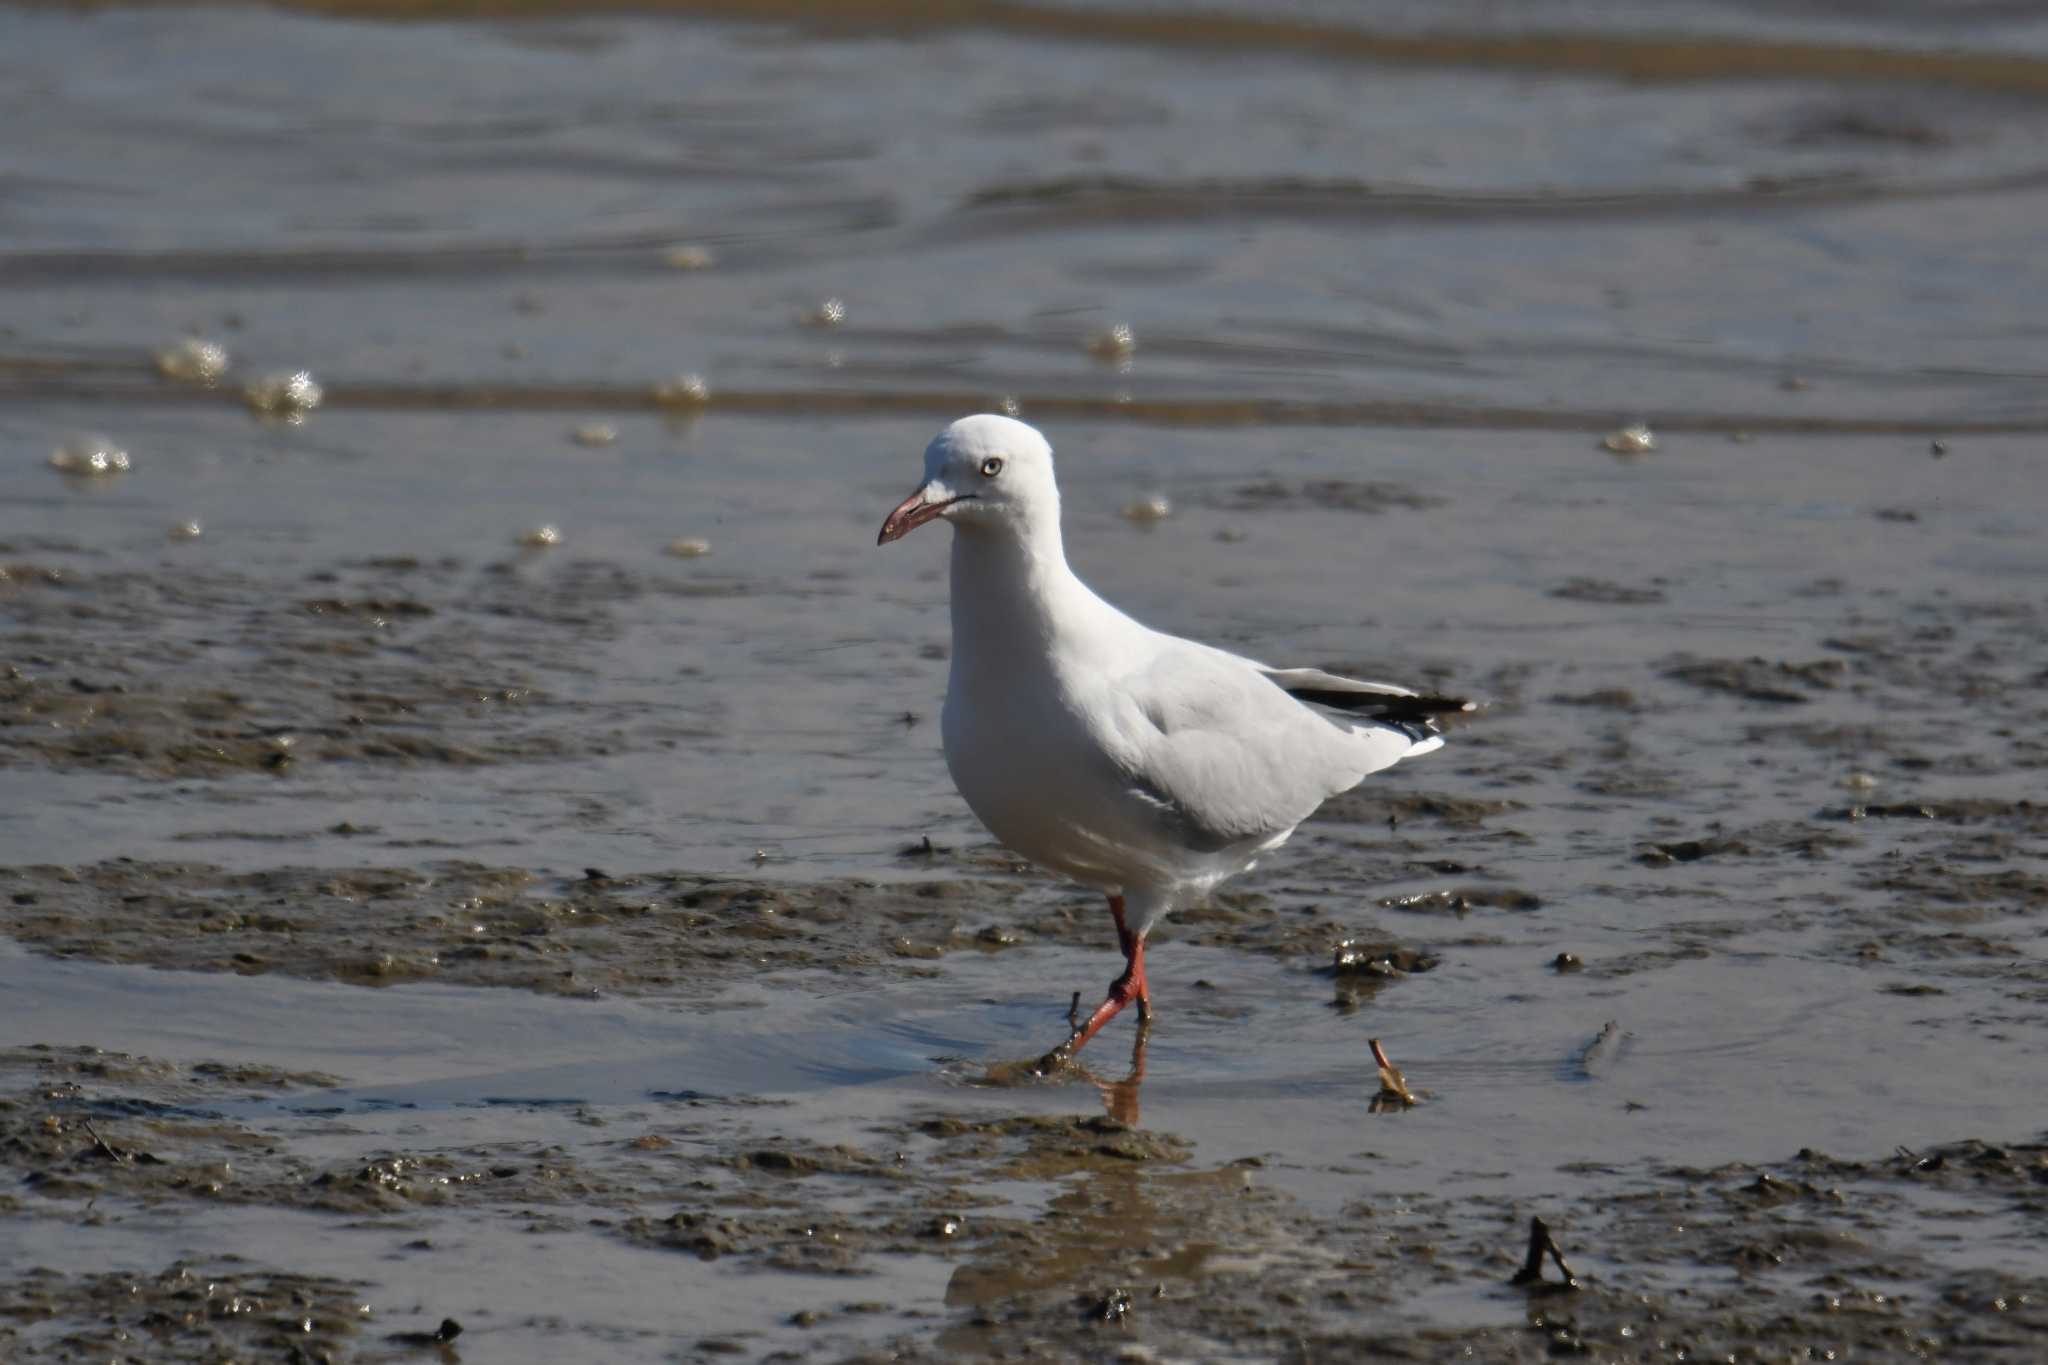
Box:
[1101,648,1375,853]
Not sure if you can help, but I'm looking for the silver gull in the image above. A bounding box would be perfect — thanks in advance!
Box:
[878,414,1466,1063]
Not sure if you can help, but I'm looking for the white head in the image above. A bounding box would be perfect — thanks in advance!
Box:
[877,414,1060,546]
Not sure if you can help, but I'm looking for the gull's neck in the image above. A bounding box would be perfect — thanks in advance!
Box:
[947,514,1095,673]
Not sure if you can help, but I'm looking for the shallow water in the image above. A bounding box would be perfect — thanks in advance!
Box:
[4,2,2048,1360]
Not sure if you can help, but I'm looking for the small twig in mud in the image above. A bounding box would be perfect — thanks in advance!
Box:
[1510,1216,1579,1289]
[79,1119,128,1164]
[1369,1038,1416,1110]
[1067,990,1082,1027]
[1896,1144,1944,1172]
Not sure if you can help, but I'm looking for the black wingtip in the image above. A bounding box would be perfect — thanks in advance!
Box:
[1284,688,1477,725]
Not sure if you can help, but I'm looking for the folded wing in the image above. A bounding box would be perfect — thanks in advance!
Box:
[1099,646,1453,857]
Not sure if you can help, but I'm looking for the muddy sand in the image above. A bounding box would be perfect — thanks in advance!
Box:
[7,0,2048,1359]
[3,871,2045,1361]
[4,505,2045,1360]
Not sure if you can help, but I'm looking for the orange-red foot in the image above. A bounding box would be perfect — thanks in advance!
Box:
[1039,894,1152,1070]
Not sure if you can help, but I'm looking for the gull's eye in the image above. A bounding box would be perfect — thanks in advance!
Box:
[979,456,1004,478]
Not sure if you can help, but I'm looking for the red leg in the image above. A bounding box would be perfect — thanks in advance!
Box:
[1044,895,1150,1065]
[1109,895,1152,1022]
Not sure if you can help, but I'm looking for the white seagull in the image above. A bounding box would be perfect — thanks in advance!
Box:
[879,415,1465,1063]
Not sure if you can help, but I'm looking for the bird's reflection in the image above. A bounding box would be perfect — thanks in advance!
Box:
[1072,1020,1148,1126]
[978,1019,1151,1124]
[940,1025,1242,1323]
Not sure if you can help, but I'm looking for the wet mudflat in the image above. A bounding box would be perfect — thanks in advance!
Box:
[5,1,2048,1361]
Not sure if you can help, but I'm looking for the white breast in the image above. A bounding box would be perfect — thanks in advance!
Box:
[941,633,1292,896]
[942,661,1123,889]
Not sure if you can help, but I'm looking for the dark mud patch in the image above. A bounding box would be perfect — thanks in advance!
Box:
[1326,938,1442,1011]
[615,1114,1197,1275]
[879,1127,2048,1364]
[1751,720,1944,768]
[1549,685,1645,710]
[0,1260,369,1364]
[1638,834,1753,864]
[0,860,1457,1012]
[1775,101,1954,150]
[1204,477,1448,515]
[0,861,1053,999]
[0,556,726,780]
[930,1163,1312,1351]
[6,1039,950,1281]
[4,1045,366,1218]
[0,614,567,781]
[1665,654,1846,704]
[1863,859,2048,912]
[1634,817,1863,867]
[1823,798,2048,833]
[1376,886,1542,914]
[1550,576,1668,605]
[1160,890,1438,972]
[1317,788,1528,829]
[917,1113,1191,1175]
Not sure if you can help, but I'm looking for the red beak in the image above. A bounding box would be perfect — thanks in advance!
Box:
[877,490,962,545]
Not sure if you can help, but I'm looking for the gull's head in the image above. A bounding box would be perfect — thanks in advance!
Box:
[877,414,1058,546]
